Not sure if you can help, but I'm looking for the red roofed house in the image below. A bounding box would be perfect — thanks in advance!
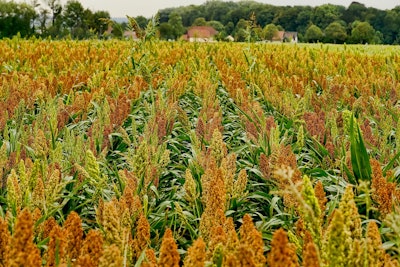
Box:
[182,26,218,42]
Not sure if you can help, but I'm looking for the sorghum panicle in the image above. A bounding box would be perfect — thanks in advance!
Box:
[158,228,180,267]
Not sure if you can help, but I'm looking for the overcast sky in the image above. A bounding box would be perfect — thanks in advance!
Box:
[28,0,400,18]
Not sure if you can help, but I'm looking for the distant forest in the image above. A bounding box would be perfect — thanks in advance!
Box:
[1,0,400,44]
[156,1,400,44]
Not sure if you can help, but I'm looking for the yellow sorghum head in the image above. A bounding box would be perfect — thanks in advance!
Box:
[98,244,123,267]
[210,129,227,166]
[224,217,239,252]
[85,149,101,182]
[233,169,248,199]
[183,238,206,267]
[101,199,123,249]
[220,153,236,198]
[63,211,83,261]
[339,185,362,240]
[7,169,22,210]
[301,175,322,248]
[49,141,63,166]
[297,125,305,149]
[17,160,28,196]
[322,209,347,266]
[8,209,41,267]
[184,169,198,203]
[32,177,45,210]
[366,221,384,266]
[158,228,180,267]
[348,239,364,267]
[32,129,48,158]
[267,228,299,267]
[45,168,61,208]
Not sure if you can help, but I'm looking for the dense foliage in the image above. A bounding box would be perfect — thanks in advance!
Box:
[158,1,400,44]
[1,34,400,266]
[1,0,400,44]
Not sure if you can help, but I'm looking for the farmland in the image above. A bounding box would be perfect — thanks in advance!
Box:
[1,37,400,266]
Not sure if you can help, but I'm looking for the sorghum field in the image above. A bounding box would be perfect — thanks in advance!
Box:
[1,36,400,267]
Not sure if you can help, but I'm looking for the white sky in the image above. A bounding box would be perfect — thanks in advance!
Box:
[24,0,400,18]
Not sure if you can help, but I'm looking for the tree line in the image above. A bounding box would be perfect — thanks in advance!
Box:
[0,0,116,39]
[1,0,400,44]
[157,1,400,44]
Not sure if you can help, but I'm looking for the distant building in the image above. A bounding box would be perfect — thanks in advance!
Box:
[272,31,298,43]
[226,35,235,42]
[105,25,139,40]
[182,26,218,42]
[123,30,139,40]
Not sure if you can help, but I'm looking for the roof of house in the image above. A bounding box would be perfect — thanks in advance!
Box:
[272,31,298,41]
[187,26,218,39]
[272,31,285,41]
[123,30,138,39]
[284,32,298,39]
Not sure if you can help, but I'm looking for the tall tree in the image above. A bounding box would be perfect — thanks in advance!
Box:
[305,24,324,43]
[168,12,185,40]
[324,21,347,43]
[350,21,375,43]
[0,1,36,38]
[312,4,345,29]
[63,0,86,38]
[342,2,368,24]
[262,23,278,41]
[192,17,207,26]
[87,10,110,37]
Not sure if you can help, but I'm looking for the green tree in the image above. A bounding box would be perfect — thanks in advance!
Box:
[63,0,86,38]
[86,10,110,38]
[207,20,224,32]
[262,23,278,41]
[0,1,36,38]
[324,21,347,43]
[224,21,234,35]
[158,22,174,40]
[350,21,375,44]
[111,22,123,39]
[312,4,345,29]
[168,12,185,40]
[342,2,368,24]
[192,17,207,26]
[234,18,249,42]
[135,16,148,29]
[305,24,324,43]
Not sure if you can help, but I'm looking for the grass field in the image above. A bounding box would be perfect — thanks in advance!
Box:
[1,37,400,266]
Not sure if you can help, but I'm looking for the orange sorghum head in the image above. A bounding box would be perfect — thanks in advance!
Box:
[158,228,180,267]
[63,211,83,261]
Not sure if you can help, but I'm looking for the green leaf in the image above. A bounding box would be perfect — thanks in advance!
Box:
[349,113,371,183]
